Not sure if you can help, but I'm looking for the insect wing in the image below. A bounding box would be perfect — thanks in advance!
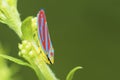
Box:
[37,9,54,64]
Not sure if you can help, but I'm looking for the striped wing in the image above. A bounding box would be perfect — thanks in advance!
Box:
[37,9,54,64]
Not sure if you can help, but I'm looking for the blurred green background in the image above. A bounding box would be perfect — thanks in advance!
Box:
[0,0,120,80]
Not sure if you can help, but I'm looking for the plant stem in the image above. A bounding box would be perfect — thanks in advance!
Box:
[34,58,58,80]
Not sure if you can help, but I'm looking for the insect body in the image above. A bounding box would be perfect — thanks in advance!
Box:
[37,9,54,64]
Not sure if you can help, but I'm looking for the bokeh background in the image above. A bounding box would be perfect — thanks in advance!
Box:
[0,0,120,80]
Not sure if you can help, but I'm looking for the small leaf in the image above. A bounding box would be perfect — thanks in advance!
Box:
[66,66,82,80]
[0,54,32,68]
[21,16,33,40]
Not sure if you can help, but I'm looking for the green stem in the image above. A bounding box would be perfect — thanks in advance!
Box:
[6,9,22,38]
[21,48,58,80]
[34,58,58,80]
[7,18,22,38]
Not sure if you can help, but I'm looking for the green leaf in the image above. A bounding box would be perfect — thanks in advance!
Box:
[66,66,83,80]
[21,16,33,40]
[0,54,32,68]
